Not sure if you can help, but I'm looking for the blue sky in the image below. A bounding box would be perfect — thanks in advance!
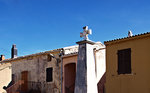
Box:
[0,0,150,58]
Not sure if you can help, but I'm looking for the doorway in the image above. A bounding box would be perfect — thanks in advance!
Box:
[64,63,76,93]
[21,71,28,92]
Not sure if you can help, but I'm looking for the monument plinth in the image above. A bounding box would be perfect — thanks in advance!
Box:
[74,26,98,93]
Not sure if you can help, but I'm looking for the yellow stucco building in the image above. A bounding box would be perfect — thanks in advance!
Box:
[104,32,150,93]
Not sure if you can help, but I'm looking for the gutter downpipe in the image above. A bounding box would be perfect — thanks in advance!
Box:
[49,48,64,93]
[60,49,64,93]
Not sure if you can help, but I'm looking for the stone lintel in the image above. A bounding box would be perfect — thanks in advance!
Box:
[76,40,95,45]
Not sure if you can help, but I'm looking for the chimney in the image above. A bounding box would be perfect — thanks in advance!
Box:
[128,30,133,37]
[11,44,17,58]
[0,55,5,61]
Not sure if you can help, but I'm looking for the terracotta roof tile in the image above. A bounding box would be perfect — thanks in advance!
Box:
[104,32,150,44]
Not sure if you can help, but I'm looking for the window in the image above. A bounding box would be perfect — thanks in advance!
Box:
[118,48,131,74]
[46,67,53,82]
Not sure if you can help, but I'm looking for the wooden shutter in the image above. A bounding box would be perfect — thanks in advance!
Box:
[21,71,28,91]
[118,50,124,74]
[118,48,131,74]
[124,48,131,74]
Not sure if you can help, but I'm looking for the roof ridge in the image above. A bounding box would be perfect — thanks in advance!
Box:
[104,32,150,43]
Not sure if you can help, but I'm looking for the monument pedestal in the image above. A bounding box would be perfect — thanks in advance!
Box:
[74,40,98,93]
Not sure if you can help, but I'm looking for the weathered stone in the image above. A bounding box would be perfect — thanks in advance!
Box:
[0,41,106,93]
[75,40,98,93]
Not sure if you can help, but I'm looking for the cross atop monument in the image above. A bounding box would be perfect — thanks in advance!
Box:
[80,26,92,40]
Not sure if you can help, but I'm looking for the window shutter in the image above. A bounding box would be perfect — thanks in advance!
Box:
[124,49,131,74]
[118,50,125,74]
[118,48,131,74]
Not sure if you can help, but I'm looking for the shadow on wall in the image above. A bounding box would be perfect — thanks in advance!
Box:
[64,63,76,93]
[97,73,106,93]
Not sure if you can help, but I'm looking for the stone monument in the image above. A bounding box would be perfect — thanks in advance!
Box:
[74,26,98,93]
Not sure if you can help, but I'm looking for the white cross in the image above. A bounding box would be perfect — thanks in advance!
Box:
[80,26,92,40]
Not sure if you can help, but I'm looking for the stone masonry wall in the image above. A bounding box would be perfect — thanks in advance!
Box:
[11,52,61,93]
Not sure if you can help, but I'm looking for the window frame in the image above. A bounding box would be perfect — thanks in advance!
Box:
[46,67,53,82]
[117,48,131,75]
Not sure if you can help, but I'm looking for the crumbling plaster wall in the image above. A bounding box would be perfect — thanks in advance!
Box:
[11,52,61,93]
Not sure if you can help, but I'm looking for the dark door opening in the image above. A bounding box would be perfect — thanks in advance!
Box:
[65,63,76,93]
[21,71,28,92]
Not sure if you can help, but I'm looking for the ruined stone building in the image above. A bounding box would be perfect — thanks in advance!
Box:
[0,41,106,93]
[0,45,63,93]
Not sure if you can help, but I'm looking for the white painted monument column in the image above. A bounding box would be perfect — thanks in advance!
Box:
[74,26,98,93]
